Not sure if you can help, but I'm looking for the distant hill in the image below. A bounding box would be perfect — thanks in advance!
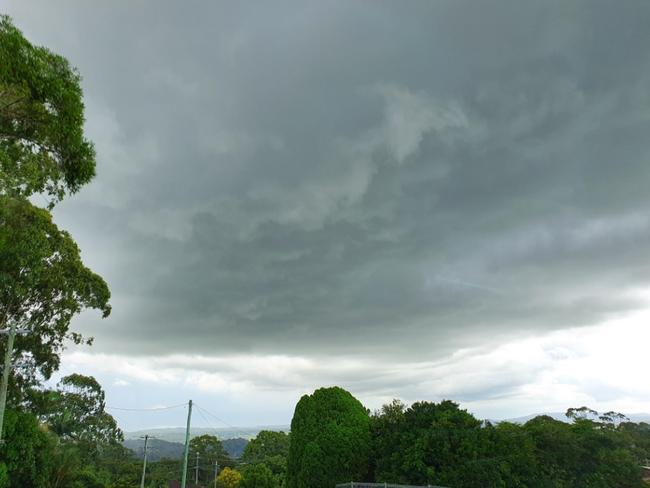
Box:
[124,425,289,443]
[124,436,250,461]
[122,425,290,461]
[223,438,248,458]
[501,412,650,424]
[123,438,184,461]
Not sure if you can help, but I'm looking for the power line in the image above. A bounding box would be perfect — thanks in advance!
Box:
[194,404,239,435]
[194,405,219,432]
[193,403,236,429]
[193,403,253,439]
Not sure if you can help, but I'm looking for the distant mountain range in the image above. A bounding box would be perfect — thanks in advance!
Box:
[123,437,250,461]
[122,425,290,461]
[124,425,289,443]
[502,412,650,424]
[123,438,185,461]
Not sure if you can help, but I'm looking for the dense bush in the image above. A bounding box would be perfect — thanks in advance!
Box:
[0,410,54,488]
[287,387,371,488]
[371,401,645,488]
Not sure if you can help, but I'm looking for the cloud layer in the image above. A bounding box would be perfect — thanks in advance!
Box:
[58,309,650,430]
[5,1,650,425]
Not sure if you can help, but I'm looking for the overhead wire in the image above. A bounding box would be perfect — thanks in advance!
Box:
[194,404,219,432]
[193,403,236,429]
[193,403,254,439]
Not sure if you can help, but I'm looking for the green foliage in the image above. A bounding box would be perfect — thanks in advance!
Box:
[484,421,538,487]
[287,386,371,488]
[217,466,243,488]
[190,434,232,484]
[46,440,139,488]
[523,414,645,487]
[0,196,111,395]
[566,406,599,422]
[619,421,650,461]
[0,15,133,488]
[36,376,131,486]
[242,430,289,485]
[47,441,85,488]
[369,400,646,488]
[0,409,55,487]
[372,399,501,487]
[241,462,277,488]
[144,458,183,488]
[0,15,96,205]
[242,430,290,466]
[41,374,123,448]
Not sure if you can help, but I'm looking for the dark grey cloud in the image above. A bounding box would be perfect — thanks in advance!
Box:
[6,0,650,361]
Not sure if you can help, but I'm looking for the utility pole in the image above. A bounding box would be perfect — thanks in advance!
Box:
[195,451,200,485]
[140,434,151,488]
[0,322,29,442]
[181,399,193,488]
[214,459,219,488]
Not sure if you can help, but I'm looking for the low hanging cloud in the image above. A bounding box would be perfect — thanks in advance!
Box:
[59,308,650,425]
[5,1,650,389]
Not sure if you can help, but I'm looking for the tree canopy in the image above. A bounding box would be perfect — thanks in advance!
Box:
[242,430,290,466]
[0,15,96,205]
[41,374,122,446]
[217,466,243,488]
[0,14,120,488]
[370,400,646,488]
[242,430,290,487]
[0,196,110,394]
[372,399,498,486]
[287,386,371,488]
[189,434,232,485]
[241,463,276,488]
[0,409,54,488]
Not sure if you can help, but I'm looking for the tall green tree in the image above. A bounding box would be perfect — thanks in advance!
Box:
[0,196,111,398]
[242,431,290,465]
[44,439,138,488]
[41,374,122,446]
[0,15,123,488]
[242,430,290,487]
[287,387,371,488]
[0,15,96,206]
[371,399,541,487]
[369,399,406,482]
[0,409,55,488]
[0,17,109,445]
[373,400,489,486]
[523,412,645,487]
[241,463,276,488]
[189,434,231,484]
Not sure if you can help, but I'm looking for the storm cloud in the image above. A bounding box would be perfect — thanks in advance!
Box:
[5,0,650,424]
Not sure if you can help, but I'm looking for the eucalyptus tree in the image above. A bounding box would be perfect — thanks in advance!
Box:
[242,430,290,484]
[0,15,96,206]
[0,15,110,440]
[0,409,54,487]
[189,434,231,484]
[0,196,110,437]
[43,374,122,446]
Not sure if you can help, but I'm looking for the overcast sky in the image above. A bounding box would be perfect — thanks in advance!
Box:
[5,0,650,431]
